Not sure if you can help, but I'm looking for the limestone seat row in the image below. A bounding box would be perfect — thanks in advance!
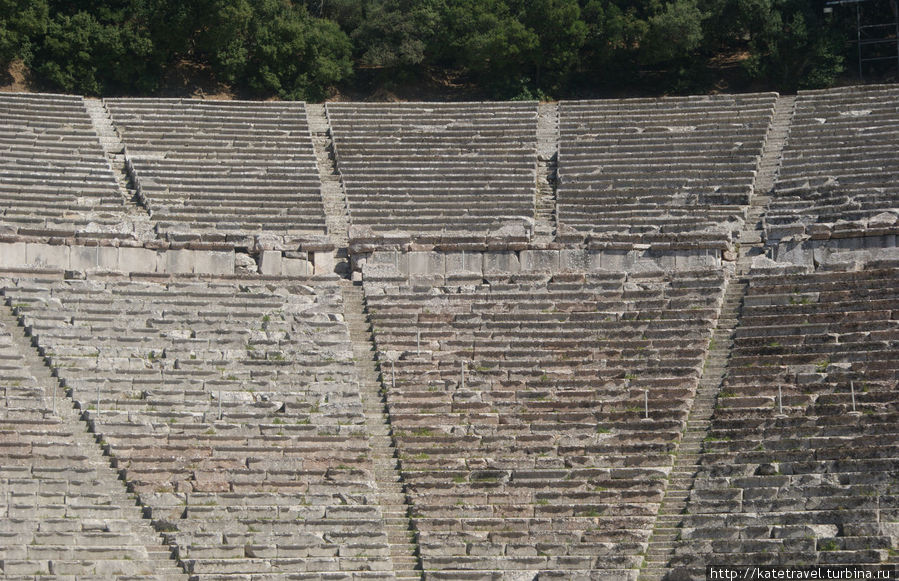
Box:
[328,102,539,245]
[766,84,899,245]
[0,317,188,579]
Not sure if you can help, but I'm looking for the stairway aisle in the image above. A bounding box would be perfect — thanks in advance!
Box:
[82,98,156,241]
[740,95,797,246]
[341,281,422,581]
[637,275,746,581]
[534,101,560,244]
[307,103,351,253]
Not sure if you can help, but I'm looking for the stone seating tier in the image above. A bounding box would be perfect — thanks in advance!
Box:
[0,317,187,579]
[557,93,778,249]
[363,269,725,578]
[765,84,899,246]
[0,93,130,238]
[106,98,328,243]
[670,261,899,577]
[1,275,394,578]
[328,101,539,243]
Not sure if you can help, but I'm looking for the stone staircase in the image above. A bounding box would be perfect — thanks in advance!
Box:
[307,103,351,252]
[638,94,796,581]
[637,275,747,581]
[340,280,422,581]
[0,303,187,580]
[740,94,796,246]
[82,98,156,242]
[534,101,559,244]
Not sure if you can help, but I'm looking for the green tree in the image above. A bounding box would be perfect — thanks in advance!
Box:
[0,0,48,70]
[435,0,587,98]
[133,0,194,63]
[29,8,157,95]
[641,0,706,64]
[350,0,440,73]
[515,0,587,94]
[436,0,538,96]
[194,0,352,100]
[739,0,845,89]
[579,0,650,81]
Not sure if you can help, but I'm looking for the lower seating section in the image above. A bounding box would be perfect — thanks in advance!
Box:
[558,93,777,248]
[0,93,127,238]
[672,261,899,574]
[363,269,725,578]
[0,317,185,579]
[767,84,899,244]
[327,102,538,242]
[1,276,393,580]
[105,99,327,244]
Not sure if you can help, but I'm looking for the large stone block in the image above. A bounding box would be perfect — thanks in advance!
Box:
[484,251,520,274]
[632,251,675,272]
[282,257,314,276]
[0,242,26,267]
[445,251,483,274]
[371,249,409,273]
[26,243,69,269]
[194,251,234,275]
[774,239,814,266]
[560,248,588,271]
[313,250,337,276]
[407,251,430,275]
[259,250,282,275]
[164,249,196,274]
[591,250,632,271]
[674,249,720,269]
[118,247,159,273]
[407,251,445,275]
[520,250,560,272]
[69,245,100,270]
[96,246,119,270]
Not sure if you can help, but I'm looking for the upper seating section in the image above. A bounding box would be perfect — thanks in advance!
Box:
[0,93,127,239]
[363,269,725,579]
[558,93,777,249]
[106,99,327,245]
[327,102,538,244]
[1,276,393,579]
[672,261,899,574]
[766,84,899,245]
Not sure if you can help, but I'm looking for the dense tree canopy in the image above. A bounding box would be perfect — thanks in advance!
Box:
[0,0,880,99]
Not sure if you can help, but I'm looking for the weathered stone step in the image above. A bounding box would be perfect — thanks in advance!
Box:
[658,506,686,515]
[638,567,669,579]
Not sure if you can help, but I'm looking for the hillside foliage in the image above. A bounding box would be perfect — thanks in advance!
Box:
[0,0,871,99]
